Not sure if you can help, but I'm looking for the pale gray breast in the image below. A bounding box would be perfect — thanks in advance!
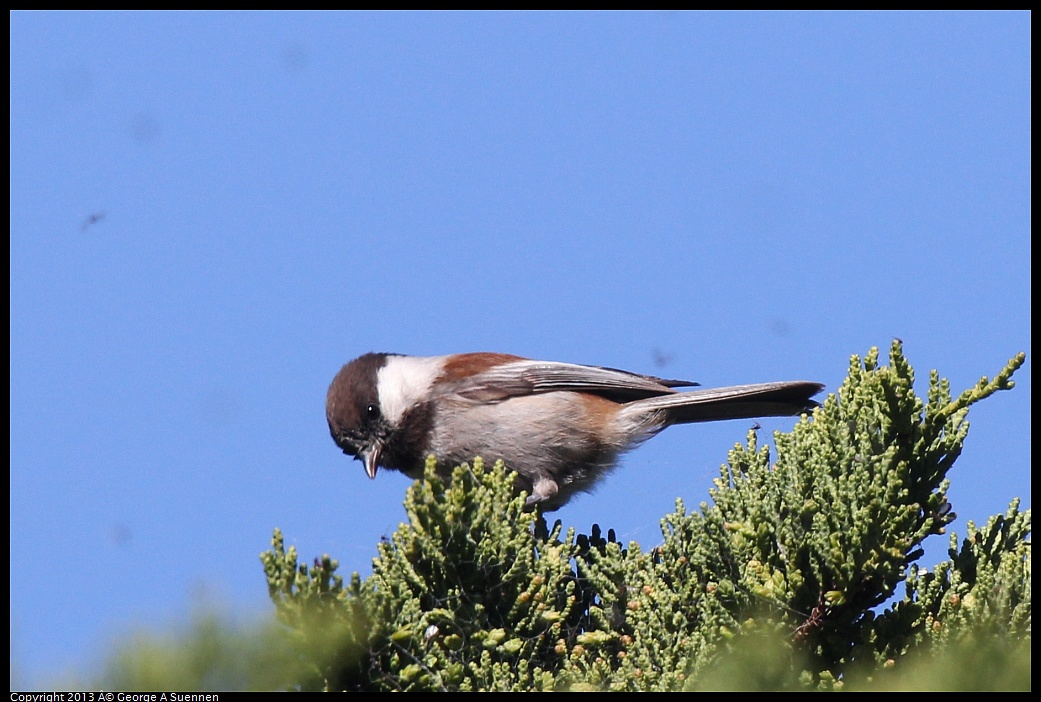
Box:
[428,392,624,483]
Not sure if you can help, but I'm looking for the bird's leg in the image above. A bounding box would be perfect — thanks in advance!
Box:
[525,477,560,509]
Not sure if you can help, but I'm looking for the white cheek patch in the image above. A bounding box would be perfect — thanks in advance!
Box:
[376,355,445,424]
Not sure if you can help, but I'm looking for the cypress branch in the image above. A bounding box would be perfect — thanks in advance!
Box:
[261,342,1029,690]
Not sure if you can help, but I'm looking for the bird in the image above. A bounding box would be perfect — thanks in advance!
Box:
[326,352,823,511]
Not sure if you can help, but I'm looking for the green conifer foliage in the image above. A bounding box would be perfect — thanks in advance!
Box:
[261,341,1028,690]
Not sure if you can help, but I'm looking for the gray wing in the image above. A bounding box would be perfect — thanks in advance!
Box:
[451,360,698,403]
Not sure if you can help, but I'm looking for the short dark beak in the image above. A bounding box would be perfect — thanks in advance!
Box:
[359,446,381,480]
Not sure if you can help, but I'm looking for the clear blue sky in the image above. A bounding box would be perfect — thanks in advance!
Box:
[10,11,1030,688]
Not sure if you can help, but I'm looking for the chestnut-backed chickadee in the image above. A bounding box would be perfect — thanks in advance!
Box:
[326,352,823,510]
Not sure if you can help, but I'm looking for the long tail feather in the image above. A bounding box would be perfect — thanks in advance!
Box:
[622,381,823,425]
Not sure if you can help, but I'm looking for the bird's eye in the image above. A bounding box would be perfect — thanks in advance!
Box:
[366,403,381,420]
